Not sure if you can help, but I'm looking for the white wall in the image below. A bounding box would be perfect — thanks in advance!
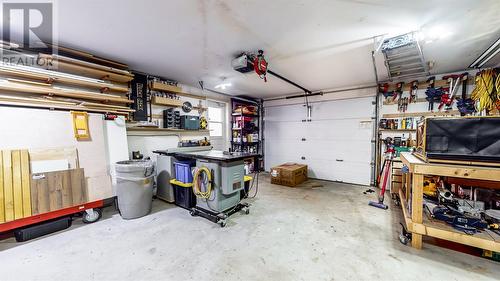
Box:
[0,107,126,201]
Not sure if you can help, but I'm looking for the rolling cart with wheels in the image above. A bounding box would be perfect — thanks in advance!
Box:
[190,202,250,227]
[0,200,104,235]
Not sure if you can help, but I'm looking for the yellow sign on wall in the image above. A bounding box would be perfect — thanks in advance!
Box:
[70,111,90,140]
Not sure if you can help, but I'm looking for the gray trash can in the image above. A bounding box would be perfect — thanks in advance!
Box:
[115,160,155,219]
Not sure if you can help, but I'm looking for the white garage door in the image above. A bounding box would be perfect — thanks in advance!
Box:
[264,97,374,186]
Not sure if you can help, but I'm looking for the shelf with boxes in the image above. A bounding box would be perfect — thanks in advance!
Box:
[129,74,209,135]
[231,98,261,153]
[231,97,263,173]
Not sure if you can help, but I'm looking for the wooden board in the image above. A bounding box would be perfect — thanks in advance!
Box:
[149,82,207,100]
[383,98,427,105]
[0,149,33,222]
[53,45,129,70]
[29,147,79,169]
[149,82,182,93]
[39,54,132,76]
[384,78,474,92]
[31,173,49,214]
[0,152,4,223]
[2,150,14,222]
[11,150,23,220]
[0,64,129,93]
[0,100,130,116]
[382,110,460,118]
[30,168,86,215]
[0,79,132,104]
[46,60,134,83]
[151,96,183,107]
[20,150,31,217]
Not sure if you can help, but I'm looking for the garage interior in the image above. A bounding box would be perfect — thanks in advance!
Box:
[0,0,500,280]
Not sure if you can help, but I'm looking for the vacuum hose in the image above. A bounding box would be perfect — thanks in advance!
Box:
[192,166,212,199]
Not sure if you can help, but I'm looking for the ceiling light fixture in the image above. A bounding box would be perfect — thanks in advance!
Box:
[214,82,231,90]
[418,25,452,44]
[469,37,500,68]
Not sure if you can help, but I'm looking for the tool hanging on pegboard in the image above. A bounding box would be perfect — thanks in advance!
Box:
[439,74,461,111]
[393,82,404,102]
[456,72,475,116]
[379,83,393,100]
[398,96,408,112]
[409,80,418,103]
[425,76,444,111]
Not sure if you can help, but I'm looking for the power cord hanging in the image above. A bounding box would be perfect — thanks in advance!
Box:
[192,166,212,199]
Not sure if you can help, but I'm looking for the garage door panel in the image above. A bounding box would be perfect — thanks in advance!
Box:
[301,140,371,163]
[265,105,306,122]
[301,119,372,141]
[265,121,306,140]
[311,97,374,119]
[265,140,305,159]
[305,159,371,185]
[264,97,374,186]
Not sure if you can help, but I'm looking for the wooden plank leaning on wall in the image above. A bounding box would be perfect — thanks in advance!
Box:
[0,149,32,223]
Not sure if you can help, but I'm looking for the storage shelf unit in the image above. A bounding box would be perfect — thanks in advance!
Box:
[126,127,209,136]
[231,97,263,171]
[150,81,206,100]
[379,129,416,132]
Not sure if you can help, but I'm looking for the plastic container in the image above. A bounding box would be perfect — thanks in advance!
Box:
[240,175,253,200]
[174,160,195,183]
[115,160,154,219]
[173,183,197,209]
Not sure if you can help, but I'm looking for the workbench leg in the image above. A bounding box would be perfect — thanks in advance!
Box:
[411,173,424,250]
[405,173,411,204]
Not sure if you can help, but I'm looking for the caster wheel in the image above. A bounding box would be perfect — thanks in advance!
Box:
[245,208,250,215]
[190,209,196,216]
[219,220,227,228]
[82,208,102,224]
[399,233,409,245]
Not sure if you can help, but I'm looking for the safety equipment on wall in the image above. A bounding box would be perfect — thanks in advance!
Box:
[253,50,268,82]
[192,166,212,199]
[199,116,207,129]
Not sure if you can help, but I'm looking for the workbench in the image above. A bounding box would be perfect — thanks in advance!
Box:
[399,152,500,251]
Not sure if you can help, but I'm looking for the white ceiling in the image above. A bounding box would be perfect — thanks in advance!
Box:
[12,0,500,97]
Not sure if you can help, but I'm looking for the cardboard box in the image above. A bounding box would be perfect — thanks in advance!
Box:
[270,163,307,187]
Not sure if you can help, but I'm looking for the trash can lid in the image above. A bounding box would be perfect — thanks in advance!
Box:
[115,160,154,174]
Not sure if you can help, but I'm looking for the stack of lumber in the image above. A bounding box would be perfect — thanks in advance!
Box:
[0,44,135,116]
[0,150,31,223]
[0,147,89,223]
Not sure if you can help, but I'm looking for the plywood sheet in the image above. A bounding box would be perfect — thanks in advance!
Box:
[31,159,70,173]
[29,147,78,169]
[30,168,85,215]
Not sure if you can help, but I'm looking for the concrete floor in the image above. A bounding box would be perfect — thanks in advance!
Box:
[0,174,498,281]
